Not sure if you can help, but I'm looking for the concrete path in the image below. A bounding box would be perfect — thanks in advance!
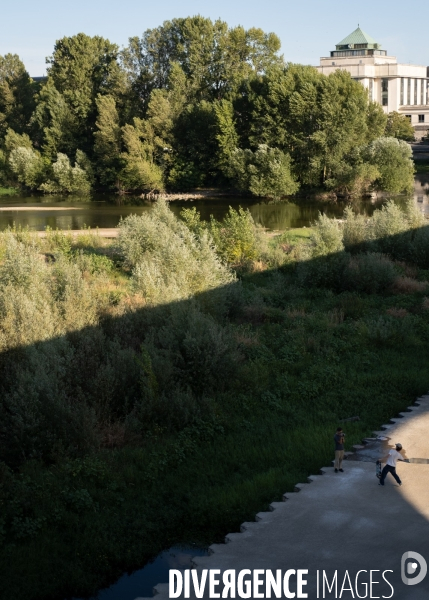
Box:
[142,397,429,600]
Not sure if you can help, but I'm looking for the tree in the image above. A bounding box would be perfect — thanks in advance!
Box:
[30,79,78,159]
[120,120,164,191]
[121,17,281,110]
[385,112,415,141]
[8,146,48,189]
[364,137,415,194]
[228,144,299,199]
[3,129,47,188]
[93,94,122,188]
[214,99,239,175]
[247,64,387,188]
[0,54,35,137]
[47,34,124,153]
[172,100,218,187]
[39,153,91,193]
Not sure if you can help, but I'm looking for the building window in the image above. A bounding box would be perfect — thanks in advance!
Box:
[408,79,412,105]
[405,115,412,122]
[381,78,388,106]
[400,78,405,105]
[415,79,418,105]
[419,115,425,123]
[332,62,335,66]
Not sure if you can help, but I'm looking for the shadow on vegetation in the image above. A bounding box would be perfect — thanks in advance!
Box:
[2,205,429,599]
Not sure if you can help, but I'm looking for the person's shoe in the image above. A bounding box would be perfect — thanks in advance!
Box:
[339,469,344,472]
[399,482,402,486]
[378,483,384,486]
[335,469,338,473]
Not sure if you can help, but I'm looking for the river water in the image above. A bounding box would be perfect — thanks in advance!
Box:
[1,175,428,233]
[0,193,396,232]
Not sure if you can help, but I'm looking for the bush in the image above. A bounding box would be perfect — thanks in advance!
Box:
[344,253,396,294]
[363,137,414,194]
[227,145,299,199]
[39,153,91,194]
[118,201,234,305]
[209,207,259,266]
[309,213,344,257]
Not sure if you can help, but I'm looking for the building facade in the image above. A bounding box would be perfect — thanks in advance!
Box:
[316,27,429,139]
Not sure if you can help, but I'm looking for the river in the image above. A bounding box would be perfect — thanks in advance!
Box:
[0,191,413,233]
[1,173,428,233]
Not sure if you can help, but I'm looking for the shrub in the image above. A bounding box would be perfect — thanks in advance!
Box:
[39,153,91,194]
[8,146,48,189]
[391,276,428,294]
[309,213,344,257]
[227,145,299,199]
[344,253,396,294]
[209,207,259,266]
[362,315,412,347]
[342,207,370,252]
[363,137,414,194]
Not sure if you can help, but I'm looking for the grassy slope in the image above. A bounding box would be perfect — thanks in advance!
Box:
[2,230,429,599]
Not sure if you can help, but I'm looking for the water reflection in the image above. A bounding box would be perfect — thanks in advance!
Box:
[0,181,427,232]
[72,545,208,600]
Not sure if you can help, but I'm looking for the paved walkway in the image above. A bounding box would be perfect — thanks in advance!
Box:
[142,397,429,600]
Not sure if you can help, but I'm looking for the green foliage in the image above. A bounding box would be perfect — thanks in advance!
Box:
[118,200,234,303]
[0,54,35,137]
[8,146,48,189]
[167,158,204,190]
[48,33,120,125]
[30,79,78,159]
[228,144,299,199]
[93,94,122,188]
[385,111,415,141]
[2,200,429,600]
[120,119,164,191]
[208,206,259,265]
[344,253,396,294]
[214,99,239,174]
[310,213,344,257]
[363,136,415,194]
[0,24,411,195]
[39,152,91,193]
[121,17,281,109]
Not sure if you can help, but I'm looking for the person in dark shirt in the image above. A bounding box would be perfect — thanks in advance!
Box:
[334,427,345,473]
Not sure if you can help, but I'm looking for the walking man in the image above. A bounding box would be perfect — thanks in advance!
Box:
[334,427,345,473]
[379,443,407,486]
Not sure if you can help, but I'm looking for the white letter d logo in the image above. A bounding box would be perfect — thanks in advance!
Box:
[401,551,427,586]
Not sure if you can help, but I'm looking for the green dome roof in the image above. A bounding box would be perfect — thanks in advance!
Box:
[336,27,380,49]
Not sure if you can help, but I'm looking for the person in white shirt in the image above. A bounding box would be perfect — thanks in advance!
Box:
[379,443,408,486]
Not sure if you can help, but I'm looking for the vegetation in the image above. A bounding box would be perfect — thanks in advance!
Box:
[384,111,415,141]
[0,18,415,197]
[1,200,429,599]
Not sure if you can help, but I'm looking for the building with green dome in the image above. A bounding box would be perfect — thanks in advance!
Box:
[316,27,429,139]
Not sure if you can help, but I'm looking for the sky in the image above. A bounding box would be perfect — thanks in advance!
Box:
[1,0,428,76]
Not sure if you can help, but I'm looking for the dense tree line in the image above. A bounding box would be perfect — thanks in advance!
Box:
[0,17,415,197]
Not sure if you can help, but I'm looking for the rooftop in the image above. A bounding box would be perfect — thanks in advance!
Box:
[336,27,380,50]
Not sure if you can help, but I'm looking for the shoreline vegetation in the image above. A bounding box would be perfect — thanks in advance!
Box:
[2,199,429,599]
